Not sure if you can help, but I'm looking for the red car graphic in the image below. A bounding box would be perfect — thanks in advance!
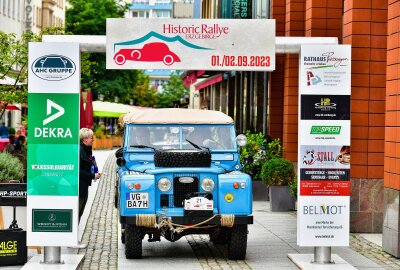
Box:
[114,42,181,66]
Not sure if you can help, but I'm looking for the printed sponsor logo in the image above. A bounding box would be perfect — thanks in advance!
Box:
[31,164,75,170]
[310,126,341,135]
[315,97,336,111]
[301,146,350,168]
[300,95,350,120]
[300,168,350,180]
[303,204,346,215]
[31,54,76,81]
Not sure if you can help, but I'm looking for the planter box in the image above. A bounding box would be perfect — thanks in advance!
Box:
[269,185,295,212]
[252,181,269,201]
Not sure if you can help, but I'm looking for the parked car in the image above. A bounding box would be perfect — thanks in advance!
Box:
[115,108,253,260]
[113,42,181,66]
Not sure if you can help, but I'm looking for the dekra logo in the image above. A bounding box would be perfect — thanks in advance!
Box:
[34,99,72,138]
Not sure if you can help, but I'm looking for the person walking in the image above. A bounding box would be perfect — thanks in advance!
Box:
[0,122,9,138]
[76,128,101,248]
[4,135,15,153]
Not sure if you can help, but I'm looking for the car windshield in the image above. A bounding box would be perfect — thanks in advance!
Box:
[127,125,236,151]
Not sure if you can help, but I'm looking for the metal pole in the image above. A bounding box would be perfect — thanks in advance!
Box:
[313,246,333,264]
[42,247,63,264]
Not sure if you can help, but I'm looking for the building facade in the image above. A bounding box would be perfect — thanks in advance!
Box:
[182,0,400,258]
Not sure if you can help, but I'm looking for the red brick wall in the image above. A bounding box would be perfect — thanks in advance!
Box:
[343,0,387,179]
[385,0,400,190]
[269,0,286,141]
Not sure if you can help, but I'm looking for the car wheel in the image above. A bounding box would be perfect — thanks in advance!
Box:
[131,50,141,60]
[114,54,126,65]
[125,224,143,259]
[163,55,174,65]
[227,224,248,260]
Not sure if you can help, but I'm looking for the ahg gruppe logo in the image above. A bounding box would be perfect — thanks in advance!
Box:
[31,54,76,81]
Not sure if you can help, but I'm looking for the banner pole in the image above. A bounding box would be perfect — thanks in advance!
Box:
[313,246,333,264]
[42,247,62,264]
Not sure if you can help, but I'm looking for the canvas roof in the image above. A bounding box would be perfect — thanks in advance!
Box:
[122,108,234,125]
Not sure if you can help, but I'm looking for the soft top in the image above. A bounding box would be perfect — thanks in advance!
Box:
[122,108,234,125]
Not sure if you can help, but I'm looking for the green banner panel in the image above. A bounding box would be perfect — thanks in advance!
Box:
[32,209,72,232]
[27,144,79,196]
[28,93,79,145]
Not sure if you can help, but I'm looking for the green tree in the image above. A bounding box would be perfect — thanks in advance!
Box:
[156,74,189,108]
[66,0,139,102]
[0,31,40,120]
[130,71,159,107]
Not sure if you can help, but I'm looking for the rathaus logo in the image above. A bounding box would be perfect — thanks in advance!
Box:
[31,54,76,81]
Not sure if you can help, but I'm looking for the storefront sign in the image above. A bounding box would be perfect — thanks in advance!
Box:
[106,19,275,71]
[298,45,351,246]
[27,43,80,246]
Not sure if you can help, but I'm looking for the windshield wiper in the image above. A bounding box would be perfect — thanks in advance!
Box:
[129,144,156,151]
[185,139,210,151]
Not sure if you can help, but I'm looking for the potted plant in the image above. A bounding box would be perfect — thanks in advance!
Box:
[261,157,295,211]
[0,152,26,207]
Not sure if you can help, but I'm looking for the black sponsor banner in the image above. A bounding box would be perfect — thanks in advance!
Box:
[300,169,350,181]
[301,95,350,120]
[0,184,27,207]
[0,229,27,266]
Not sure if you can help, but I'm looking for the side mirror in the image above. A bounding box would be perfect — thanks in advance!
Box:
[116,157,126,167]
[236,134,247,147]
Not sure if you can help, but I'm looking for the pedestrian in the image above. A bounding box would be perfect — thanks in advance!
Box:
[4,135,15,153]
[0,122,9,138]
[14,135,26,153]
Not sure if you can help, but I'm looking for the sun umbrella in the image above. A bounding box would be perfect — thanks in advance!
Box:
[80,92,86,129]
[0,101,20,111]
[85,91,94,129]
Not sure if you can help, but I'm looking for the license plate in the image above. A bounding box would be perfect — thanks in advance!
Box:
[184,197,213,211]
[126,192,149,208]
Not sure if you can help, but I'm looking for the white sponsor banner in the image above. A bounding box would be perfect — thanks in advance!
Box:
[297,196,349,246]
[300,45,351,95]
[300,120,350,145]
[106,19,275,71]
[300,145,350,169]
[28,43,80,93]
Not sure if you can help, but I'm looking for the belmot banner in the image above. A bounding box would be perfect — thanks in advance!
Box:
[106,19,275,71]
[27,43,80,246]
[298,45,351,246]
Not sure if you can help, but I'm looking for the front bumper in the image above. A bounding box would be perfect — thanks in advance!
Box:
[120,215,253,225]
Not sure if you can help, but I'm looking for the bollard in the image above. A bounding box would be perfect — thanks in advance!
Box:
[42,246,63,264]
[313,246,334,264]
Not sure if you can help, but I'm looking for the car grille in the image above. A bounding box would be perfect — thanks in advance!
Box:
[160,173,199,208]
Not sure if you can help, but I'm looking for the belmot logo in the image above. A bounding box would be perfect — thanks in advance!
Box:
[303,204,346,215]
[31,54,76,81]
[310,126,341,135]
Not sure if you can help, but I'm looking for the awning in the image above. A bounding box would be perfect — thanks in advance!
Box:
[195,74,223,91]
[93,101,144,118]
[0,101,20,111]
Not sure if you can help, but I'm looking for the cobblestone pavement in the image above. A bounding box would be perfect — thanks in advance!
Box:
[350,234,400,269]
[186,235,252,270]
[78,154,118,270]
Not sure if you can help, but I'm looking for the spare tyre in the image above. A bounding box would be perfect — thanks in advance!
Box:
[154,149,211,167]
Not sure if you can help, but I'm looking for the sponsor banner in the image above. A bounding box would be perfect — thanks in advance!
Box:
[32,209,72,232]
[27,144,78,196]
[300,180,350,196]
[300,45,351,95]
[298,196,350,246]
[28,93,79,145]
[300,120,350,145]
[28,43,80,93]
[107,19,275,71]
[300,168,350,181]
[300,145,350,169]
[300,95,350,120]
[0,184,27,206]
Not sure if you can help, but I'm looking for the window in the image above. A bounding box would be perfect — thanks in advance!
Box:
[132,10,147,18]
[155,10,170,18]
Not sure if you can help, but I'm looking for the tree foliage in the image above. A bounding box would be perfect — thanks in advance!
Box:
[130,71,159,107]
[156,74,189,108]
[66,0,139,102]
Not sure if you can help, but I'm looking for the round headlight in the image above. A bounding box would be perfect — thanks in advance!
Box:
[158,177,171,192]
[201,177,215,192]
[236,134,247,146]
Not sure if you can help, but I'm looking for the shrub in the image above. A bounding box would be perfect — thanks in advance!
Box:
[0,152,24,182]
[9,127,16,135]
[261,158,295,186]
[94,125,106,139]
[289,176,298,199]
[240,131,283,181]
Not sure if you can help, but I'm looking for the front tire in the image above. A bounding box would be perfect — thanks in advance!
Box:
[228,224,248,260]
[125,224,143,259]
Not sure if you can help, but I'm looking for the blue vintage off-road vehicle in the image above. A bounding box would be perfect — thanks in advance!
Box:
[115,108,253,260]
